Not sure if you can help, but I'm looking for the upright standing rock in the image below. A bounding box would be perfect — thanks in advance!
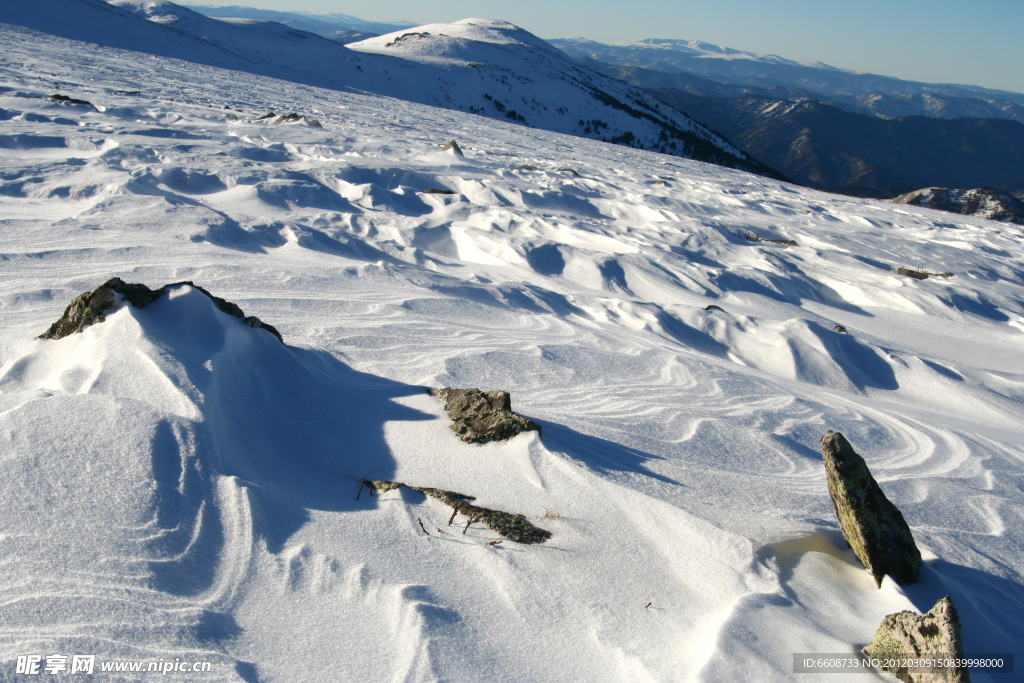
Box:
[820,430,922,586]
[863,595,970,683]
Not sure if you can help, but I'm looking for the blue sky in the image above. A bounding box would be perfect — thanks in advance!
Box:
[202,0,1024,94]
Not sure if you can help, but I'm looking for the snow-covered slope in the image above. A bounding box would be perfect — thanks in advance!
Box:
[345,20,774,173]
[109,0,378,86]
[0,0,384,91]
[1,17,1023,683]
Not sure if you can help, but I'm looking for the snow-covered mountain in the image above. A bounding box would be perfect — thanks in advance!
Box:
[0,1,776,177]
[1,8,1023,683]
[344,19,775,173]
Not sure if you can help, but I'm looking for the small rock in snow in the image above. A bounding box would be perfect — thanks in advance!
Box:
[430,387,540,444]
[441,139,464,156]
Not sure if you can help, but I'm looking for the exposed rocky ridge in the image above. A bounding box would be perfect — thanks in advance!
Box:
[430,387,541,444]
[820,431,922,587]
[39,277,284,343]
[360,479,552,544]
[891,187,1024,225]
[863,596,970,683]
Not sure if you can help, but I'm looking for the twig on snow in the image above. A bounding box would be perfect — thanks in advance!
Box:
[464,515,482,535]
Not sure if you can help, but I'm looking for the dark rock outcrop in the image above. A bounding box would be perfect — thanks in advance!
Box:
[863,596,970,683]
[361,479,552,544]
[430,388,541,444]
[820,430,921,586]
[40,277,283,343]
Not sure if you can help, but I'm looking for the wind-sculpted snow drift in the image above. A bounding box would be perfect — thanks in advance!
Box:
[0,14,1023,683]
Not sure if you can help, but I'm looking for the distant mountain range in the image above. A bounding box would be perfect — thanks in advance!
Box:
[577,58,1024,126]
[552,39,1024,199]
[551,38,1024,109]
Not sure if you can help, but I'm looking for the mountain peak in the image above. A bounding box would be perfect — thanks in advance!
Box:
[348,18,554,59]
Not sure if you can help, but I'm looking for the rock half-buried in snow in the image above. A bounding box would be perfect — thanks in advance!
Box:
[361,479,552,544]
[863,596,970,683]
[39,277,284,343]
[820,430,922,587]
[430,387,541,444]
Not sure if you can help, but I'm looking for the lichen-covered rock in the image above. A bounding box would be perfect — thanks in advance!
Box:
[40,278,284,344]
[39,277,162,340]
[363,479,552,544]
[430,387,541,444]
[863,596,970,683]
[820,430,921,586]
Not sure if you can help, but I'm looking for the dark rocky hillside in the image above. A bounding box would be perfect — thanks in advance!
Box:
[647,89,1024,196]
